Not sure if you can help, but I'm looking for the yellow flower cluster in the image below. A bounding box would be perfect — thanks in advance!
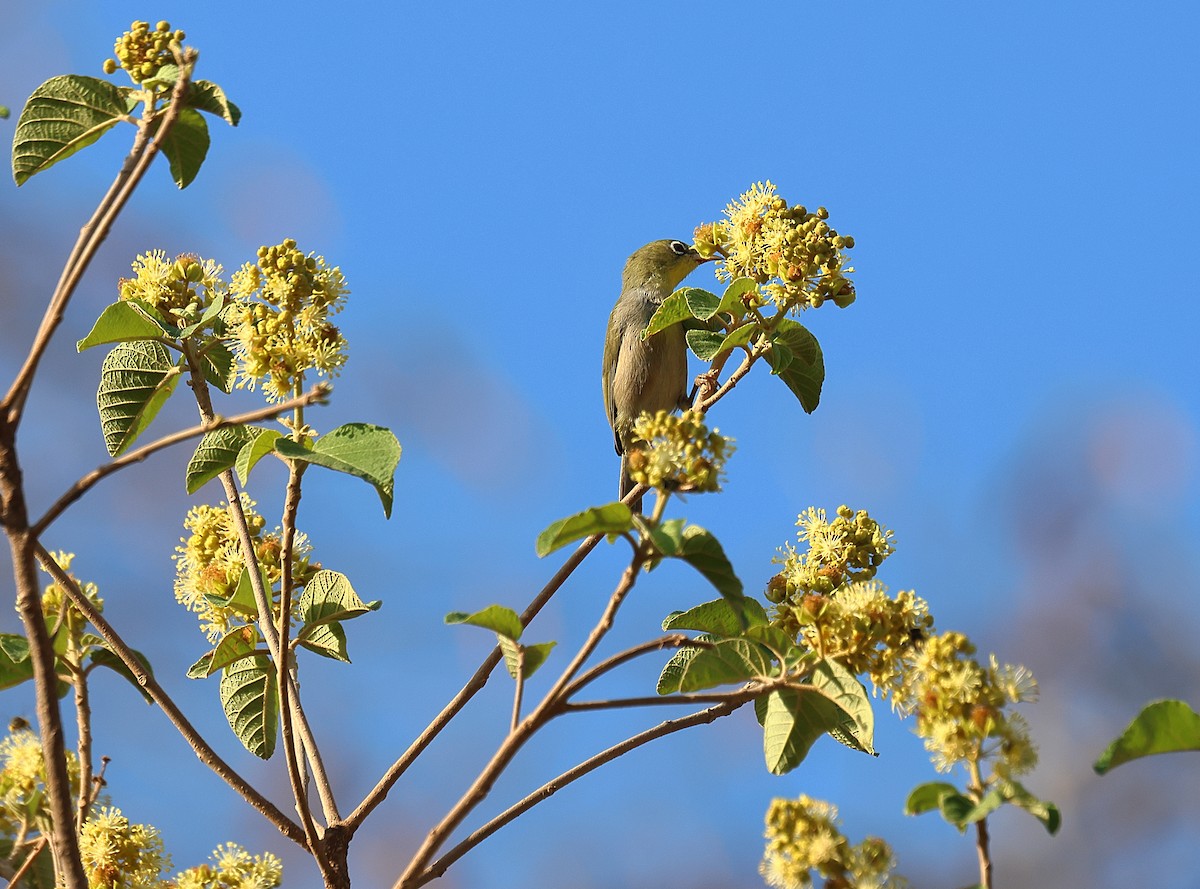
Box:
[103,21,186,82]
[118,250,226,327]
[79,807,169,889]
[696,181,855,313]
[173,496,318,643]
[899,632,1039,777]
[174,843,283,889]
[229,239,349,403]
[761,795,904,889]
[0,727,79,836]
[626,409,734,494]
[774,580,932,702]
[770,506,894,597]
[38,550,104,634]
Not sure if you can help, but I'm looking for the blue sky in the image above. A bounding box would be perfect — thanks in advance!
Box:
[2,3,1199,887]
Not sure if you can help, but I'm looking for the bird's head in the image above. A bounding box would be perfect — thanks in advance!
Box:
[622,239,714,294]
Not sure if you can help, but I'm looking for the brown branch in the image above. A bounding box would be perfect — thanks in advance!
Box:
[32,385,329,536]
[32,543,306,845]
[8,837,49,889]
[562,634,699,699]
[411,696,751,887]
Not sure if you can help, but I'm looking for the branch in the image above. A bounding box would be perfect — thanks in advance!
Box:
[32,384,330,535]
[8,837,49,889]
[411,696,751,887]
[32,543,307,845]
[345,530,604,832]
[2,49,199,428]
[562,634,699,699]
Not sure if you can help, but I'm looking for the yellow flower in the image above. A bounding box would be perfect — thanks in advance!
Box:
[626,409,733,494]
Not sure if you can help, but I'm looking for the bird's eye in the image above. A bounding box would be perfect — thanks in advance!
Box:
[669,240,689,256]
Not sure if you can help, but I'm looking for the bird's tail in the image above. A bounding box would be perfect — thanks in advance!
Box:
[619,454,643,514]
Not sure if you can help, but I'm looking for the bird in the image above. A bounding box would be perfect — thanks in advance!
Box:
[602,238,713,505]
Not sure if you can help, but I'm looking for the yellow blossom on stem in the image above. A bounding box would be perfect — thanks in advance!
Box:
[105,20,187,83]
[118,250,226,329]
[626,409,734,494]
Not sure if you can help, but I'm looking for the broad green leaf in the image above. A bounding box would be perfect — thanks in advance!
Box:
[743,624,801,659]
[716,278,760,316]
[716,323,758,356]
[676,638,772,692]
[643,516,686,557]
[656,635,712,695]
[275,423,402,517]
[97,341,182,456]
[766,319,824,414]
[536,502,633,556]
[187,79,242,125]
[686,329,726,361]
[904,781,961,816]
[445,604,523,641]
[681,287,722,320]
[0,634,33,690]
[643,290,691,338]
[185,425,254,494]
[297,570,380,629]
[190,627,260,678]
[811,659,876,755]
[205,566,268,619]
[762,687,846,775]
[662,598,768,637]
[499,637,558,679]
[12,75,127,185]
[1001,780,1061,834]
[1094,699,1200,773]
[177,291,228,338]
[677,526,755,625]
[158,106,209,188]
[219,656,277,759]
[202,341,237,394]
[298,622,349,662]
[76,301,165,351]
[236,427,282,484]
[940,788,1003,831]
[86,646,154,703]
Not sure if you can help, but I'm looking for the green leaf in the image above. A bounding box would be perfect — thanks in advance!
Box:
[235,427,282,484]
[0,634,33,690]
[536,502,633,556]
[97,341,182,456]
[681,287,722,320]
[275,423,402,517]
[941,788,1004,831]
[86,646,154,704]
[202,341,237,394]
[158,106,209,188]
[717,278,760,317]
[76,301,166,351]
[298,622,349,662]
[205,566,267,619]
[185,426,254,494]
[445,604,523,641]
[499,637,557,679]
[1094,699,1200,774]
[686,329,726,361]
[656,636,711,695]
[766,319,824,414]
[12,75,127,185]
[643,290,692,338]
[716,323,758,356]
[190,627,260,678]
[811,659,876,755]
[219,656,277,759]
[177,291,228,338]
[1001,780,1061,835]
[904,781,961,816]
[297,570,381,629]
[662,598,768,637]
[676,638,772,692]
[186,79,242,125]
[676,526,755,625]
[762,687,846,775]
[644,516,686,557]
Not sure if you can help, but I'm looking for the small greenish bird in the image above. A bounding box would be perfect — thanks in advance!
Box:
[602,238,713,502]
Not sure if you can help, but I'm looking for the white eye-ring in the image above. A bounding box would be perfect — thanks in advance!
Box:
[669,240,689,255]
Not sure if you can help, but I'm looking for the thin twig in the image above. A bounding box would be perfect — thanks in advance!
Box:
[562,634,698,698]
[32,385,329,535]
[70,651,92,834]
[8,836,49,889]
[411,697,750,888]
[32,543,306,844]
